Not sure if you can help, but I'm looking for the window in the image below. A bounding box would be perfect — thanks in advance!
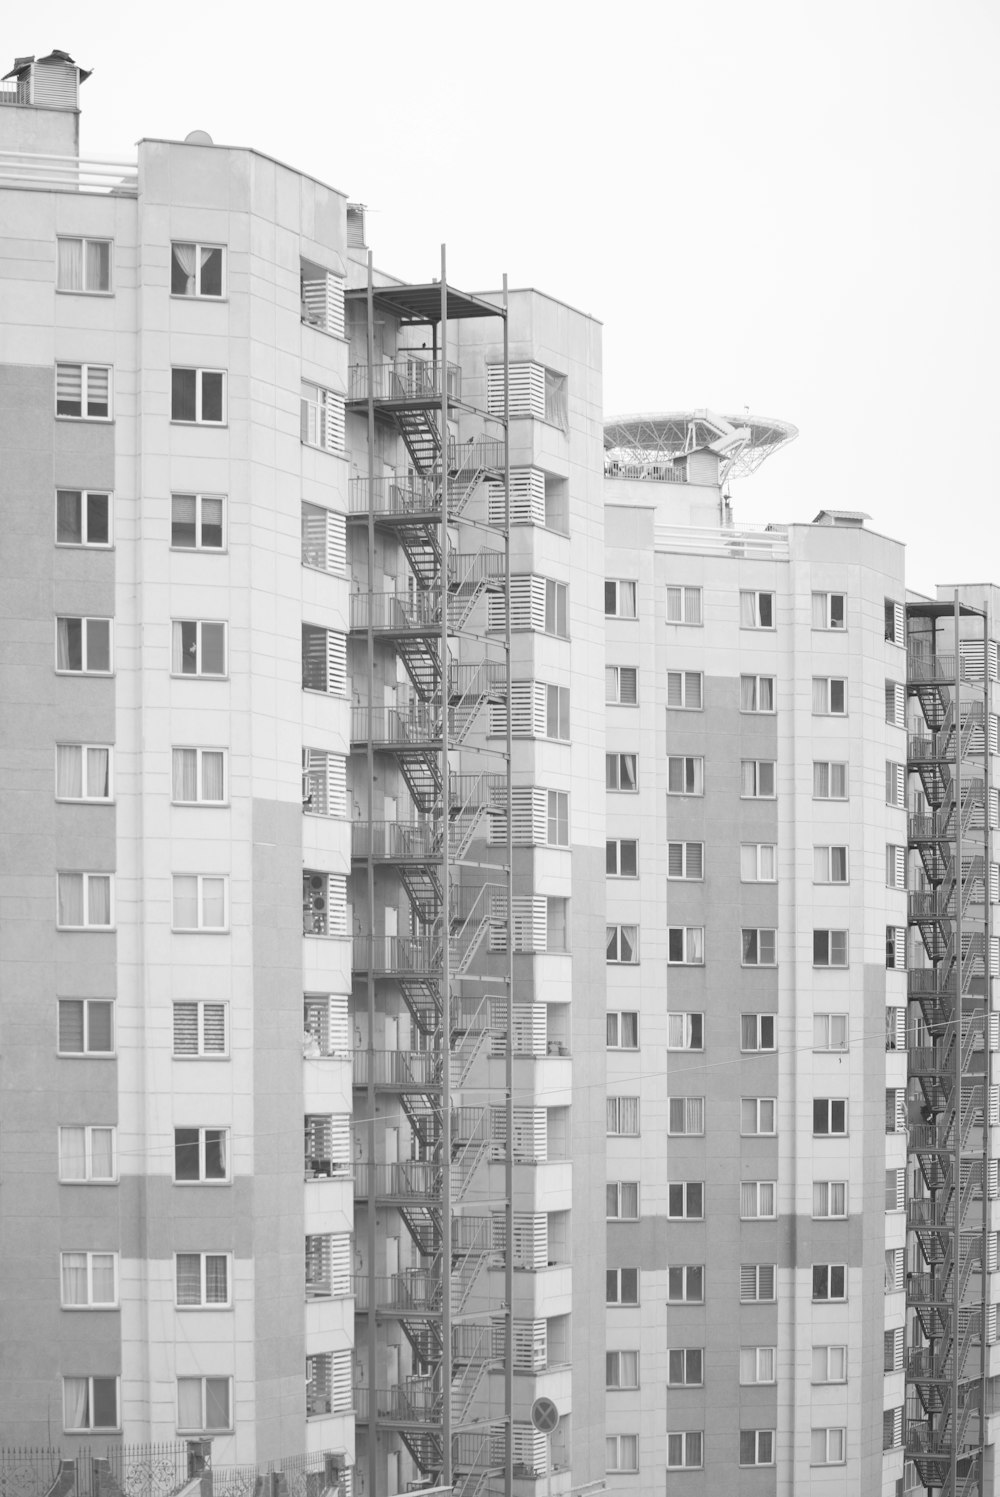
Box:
[739,1348,776,1385]
[814,845,849,883]
[740,1098,776,1136]
[606,1268,639,1305]
[812,677,847,715]
[606,1181,639,1220]
[740,1181,776,1219]
[606,666,637,704]
[810,1428,846,1465]
[741,1014,776,1051]
[741,843,776,881]
[56,363,111,419]
[172,1002,228,1057]
[885,598,904,644]
[172,747,226,804]
[740,674,775,712]
[172,875,228,932]
[606,839,638,876]
[814,1013,848,1051]
[885,760,905,807]
[177,1376,232,1432]
[56,873,113,930]
[813,1098,848,1136]
[605,1351,639,1389]
[667,1013,703,1050]
[57,237,112,293]
[605,579,636,617]
[667,927,704,965]
[606,753,637,791]
[544,578,568,636]
[58,1125,117,1182]
[63,1377,119,1431]
[667,756,704,795]
[740,590,774,628]
[301,380,346,452]
[812,1264,847,1301]
[885,1167,905,1211]
[666,671,703,709]
[171,367,226,424]
[667,1182,704,1220]
[56,745,112,801]
[171,493,225,549]
[812,1345,847,1383]
[740,1264,776,1303]
[171,620,227,677]
[55,617,112,674]
[813,929,848,967]
[302,623,347,695]
[885,1249,904,1293]
[58,999,114,1055]
[175,1253,230,1308]
[884,1328,904,1373]
[883,1408,903,1451]
[605,1435,638,1473]
[606,925,638,964]
[813,1181,848,1218]
[667,1097,705,1136]
[741,928,776,967]
[607,1097,640,1136]
[812,591,846,629]
[666,585,702,624]
[174,1127,229,1183]
[61,1252,118,1307]
[886,925,906,970]
[56,489,111,546]
[171,242,225,297]
[741,759,775,797]
[885,680,905,726]
[667,1265,704,1303]
[886,844,906,889]
[667,1348,703,1386]
[667,841,704,879]
[606,1011,639,1049]
[740,1430,775,1466]
[885,1008,905,1052]
[666,1433,703,1470]
[814,760,848,799]
[545,683,570,739]
[546,790,568,845]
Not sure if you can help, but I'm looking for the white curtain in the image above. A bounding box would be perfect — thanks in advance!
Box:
[56,617,78,670]
[172,749,198,801]
[91,1254,115,1303]
[61,1252,88,1304]
[205,1255,228,1303]
[173,876,198,928]
[87,875,111,926]
[202,751,224,800]
[812,591,827,627]
[740,676,756,710]
[58,873,84,926]
[59,1127,86,1179]
[57,745,82,797]
[176,1253,201,1305]
[58,239,83,289]
[812,677,828,713]
[88,747,110,798]
[63,1377,89,1429]
[740,591,756,626]
[172,243,197,294]
[87,240,110,290]
[90,1128,114,1178]
[177,1377,202,1430]
[202,878,226,927]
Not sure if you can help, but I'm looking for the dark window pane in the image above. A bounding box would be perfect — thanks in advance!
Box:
[179,620,198,673]
[621,1267,638,1302]
[92,1378,118,1428]
[88,1001,114,1052]
[172,368,196,422]
[200,248,223,296]
[86,493,110,544]
[172,495,197,548]
[57,491,82,542]
[175,1127,201,1180]
[63,618,83,670]
[201,624,225,676]
[87,620,111,673]
[201,497,224,547]
[813,1265,827,1297]
[201,372,223,423]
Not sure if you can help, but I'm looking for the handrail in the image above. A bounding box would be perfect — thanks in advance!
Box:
[0,149,138,195]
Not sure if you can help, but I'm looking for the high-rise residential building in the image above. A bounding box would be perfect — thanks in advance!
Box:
[2,46,999,1497]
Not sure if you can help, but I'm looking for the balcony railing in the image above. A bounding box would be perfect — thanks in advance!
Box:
[351,1269,442,1313]
[0,149,139,195]
[352,1049,442,1088]
[652,520,790,558]
[348,358,461,404]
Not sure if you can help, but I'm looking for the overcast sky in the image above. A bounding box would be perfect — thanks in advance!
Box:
[15,0,998,596]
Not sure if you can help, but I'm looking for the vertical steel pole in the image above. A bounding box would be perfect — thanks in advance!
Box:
[365,250,379,1497]
[953,589,962,1497]
[503,276,514,1497]
[440,246,453,1492]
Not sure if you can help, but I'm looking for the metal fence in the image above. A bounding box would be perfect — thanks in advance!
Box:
[0,1448,352,1497]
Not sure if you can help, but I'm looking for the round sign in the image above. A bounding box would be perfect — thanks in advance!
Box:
[531,1396,559,1433]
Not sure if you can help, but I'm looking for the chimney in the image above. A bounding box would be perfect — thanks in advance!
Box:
[0,49,90,156]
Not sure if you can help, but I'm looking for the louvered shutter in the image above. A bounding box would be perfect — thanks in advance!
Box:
[991,790,1000,829]
[326,874,347,937]
[202,1003,226,1053]
[891,1168,904,1211]
[886,1007,906,1051]
[326,630,346,695]
[989,1234,1000,1273]
[991,938,1000,977]
[321,392,346,452]
[887,845,906,888]
[492,574,547,632]
[492,896,546,952]
[960,639,986,682]
[302,272,345,337]
[488,468,546,526]
[990,641,999,680]
[327,1114,350,1166]
[890,927,906,969]
[511,1425,548,1473]
[891,602,904,643]
[329,1233,350,1296]
[990,714,999,755]
[56,362,82,414]
[495,787,546,845]
[490,361,545,418]
[173,1003,199,1055]
[991,865,1000,904]
[329,1350,351,1411]
[490,1000,545,1056]
[85,364,110,416]
[511,1319,547,1370]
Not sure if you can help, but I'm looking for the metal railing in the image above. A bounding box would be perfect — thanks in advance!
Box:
[652,520,790,558]
[0,150,139,195]
[349,359,461,404]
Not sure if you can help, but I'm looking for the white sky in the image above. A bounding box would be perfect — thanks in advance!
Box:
[13,0,999,595]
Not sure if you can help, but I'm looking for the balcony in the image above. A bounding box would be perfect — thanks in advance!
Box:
[351,934,437,976]
[351,1269,442,1314]
[348,358,461,405]
[352,1049,442,1090]
[0,149,138,195]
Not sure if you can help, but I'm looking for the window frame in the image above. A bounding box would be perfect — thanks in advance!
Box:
[543,577,568,637]
[606,838,638,878]
[666,670,703,710]
[606,1096,640,1137]
[667,755,704,795]
[812,1345,848,1384]
[606,924,639,965]
[605,1350,639,1390]
[604,578,637,618]
[813,1180,848,1219]
[55,489,112,547]
[741,928,777,967]
[544,683,570,740]
[739,674,776,713]
[740,1097,777,1136]
[55,744,114,803]
[666,1432,703,1470]
[739,589,775,629]
[173,1126,231,1185]
[812,1264,847,1302]
[812,591,846,630]
[63,1376,120,1432]
[56,236,113,294]
[55,362,112,420]
[813,929,849,967]
[667,1347,704,1387]
[170,492,227,551]
[606,1267,639,1306]
[171,747,228,806]
[812,676,848,716]
[172,1000,229,1059]
[739,1347,776,1386]
[171,874,230,933]
[665,585,702,625]
[741,1013,776,1052]
[741,843,777,882]
[60,1251,119,1308]
[171,619,228,679]
[545,789,569,846]
[606,1180,639,1220]
[810,1427,847,1466]
[666,1265,704,1304]
[605,752,637,791]
[606,1011,639,1050]
[56,871,115,930]
[813,1013,849,1052]
[170,242,226,298]
[739,1429,775,1467]
[176,1375,233,1434]
[58,1125,118,1183]
[740,1181,777,1220]
[667,841,704,880]
[813,1098,848,1136]
[57,998,115,1057]
[741,758,776,798]
[666,1096,705,1137]
[814,844,849,884]
[605,665,638,706]
[170,366,227,426]
[605,1434,639,1473]
[740,1263,776,1303]
[175,1251,232,1309]
[54,616,113,675]
[667,926,704,965]
[666,1181,704,1220]
[814,760,848,799]
[666,1012,704,1051]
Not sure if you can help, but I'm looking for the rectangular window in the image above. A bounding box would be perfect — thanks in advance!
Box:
[606,665,638,704]
[740,1264,776,1303]
[813,1181,848,1218]
[813,1098,848,1136]
[886,844,906,889]
[666,670,703,709]
[885,1167,905,1211]
[171,493,226,549]
[58,999,114,1055]
[172,1002,228,1057]
[814,845,849,883]
[606,1181,639,1220]
[885,760,905,807]
[667,1097,705,1136]
[739,1348,776,1385]
[606,1011,639,1049]
[56,363,111,419]
[55,744,112,801]
[740,1181,776,1219]
[814,1013,849,1051]
[811,1428,846,1465]
[175,1253,230,1308]
[667,756,704,795]
[740,1098,776,1136]
[667,1182,704,1220]
[812,1264,847,1301]
[741,1014,776,1052]
[665,585,702,624]
[605,579,637,617]
[172,875,228,932]
[61,1251,118,1307]
[812,591,846,629]
[606,753,637,791]
[742,929,777,967]
[666,1432,703,1470]
[740,590,775,628]
[546,790,569,845]
[886,925,906,970]
[741,844,776,881]
[740,1430,775,1467]
[666,1265,703,1303]
[56,872,113,930]
[607,1097,640,1136]
[605,1351,639,1389]
[741,759,775,798]
[740,674,776,712]
[606,839,638,877]
[171,367,225,424]
[57,237,113,293]
[172,747,227,804]
[667,927,704,965]
[883,1408,903,1452]
[63,1377,119,1431]
[544,578,568,637]
[814,760,848,798]
[545,683,570,739]
[666,1013,704,1051]
[885,680,905,726]
[812,1345,847,1383]
[301,623,347,696]
[174,1127,229,1183]
[884,1328,904,1373]
[58,1125,117,1182]
[606,925,638,964]
[813,929,848,967]
[667,1348,704,1386]
[606,1268,639,1305]
[605,1435,638,1473]
[56,489,111,546]
[812,676,847,715]
[171,620,227,677]
[177,1376,232,1432]
[171,242,225,297]
[55,617,112,674]
[301,380,346,452]
[885,598,905,643]
[667,841,704,879]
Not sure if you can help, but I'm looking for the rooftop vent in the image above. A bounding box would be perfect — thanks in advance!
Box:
[1,49,89,110]
[812,509,870,527]
[346,204,366,249]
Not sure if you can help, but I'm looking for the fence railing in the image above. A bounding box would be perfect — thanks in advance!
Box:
[0,1447,354,1497]
[0,151,138,195]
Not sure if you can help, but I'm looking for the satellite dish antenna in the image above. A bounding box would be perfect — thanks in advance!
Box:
[184,129,214,145]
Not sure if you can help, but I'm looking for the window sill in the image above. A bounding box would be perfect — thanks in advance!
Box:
[61,1303,120,1311]
[300,443,348,460]
[172,1054,231,1062]
[172,1180,232,1187]
[56,926,116,934]
[171,928,230,936]
[175,1304,233,1312]
[170,545,228,555]
[170,420,228,429]
[55,542,115,551]
[59,1178,119,1186]
[301,319,348,344]
[55,671,115,679]
[56,288,115,298]
[170,674,229,682]
[169,294,229,303]
[57,1051,117,1060]
[55,415,114,423]
[171,801,230,809]
[55,797,115,806]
